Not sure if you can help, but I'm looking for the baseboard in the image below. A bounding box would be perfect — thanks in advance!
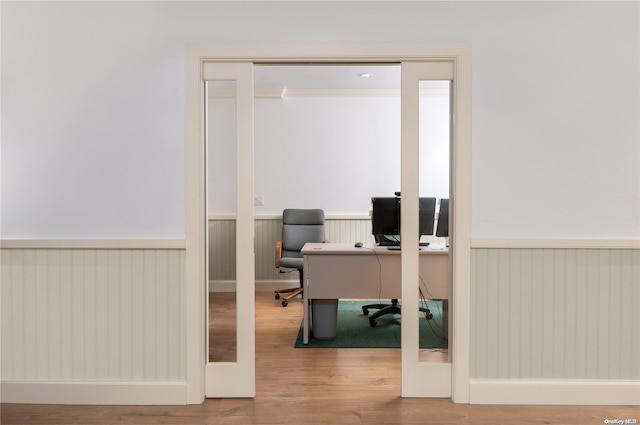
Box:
[209,280,298,292]
[1,381,187,405]
[469,379,640,405]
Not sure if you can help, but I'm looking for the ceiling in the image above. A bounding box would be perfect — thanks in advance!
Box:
[208,64,449,97]
[254,64,401,91]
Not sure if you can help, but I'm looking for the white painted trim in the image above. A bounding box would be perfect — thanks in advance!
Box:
[0,239,187,250]
[208,215,239,220]
[209,87,448,99]
[189,41,470,62]
[187,41,473,404]
[203,62,256,398]
[185,43,206,405]
[450,42,473,404]
[1,381,187,405]
[469,379,640,406]
[208,214,371,221]
[324,215,371,220]
[471,239,640,250]
[209,280,238,292]
[401,61,440,398]
[209,86,285,99]
[210,279,299,292]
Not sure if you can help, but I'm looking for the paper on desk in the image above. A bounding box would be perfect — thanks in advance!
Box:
[427,243,448,250]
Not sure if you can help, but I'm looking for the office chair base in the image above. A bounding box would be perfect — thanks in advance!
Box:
[367,304,401,327]
[364,302,433,327]
[274,287,303,307]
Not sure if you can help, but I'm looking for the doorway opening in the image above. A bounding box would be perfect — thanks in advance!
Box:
[185,44,472,403]
[205,62,452,396]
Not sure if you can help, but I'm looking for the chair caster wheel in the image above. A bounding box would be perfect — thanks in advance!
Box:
[275,293,280,300]
[282,300,288,307]
[369,318,377,327]
[362,307,369,315]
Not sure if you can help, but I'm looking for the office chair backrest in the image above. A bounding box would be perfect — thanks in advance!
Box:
[281,209,325,259]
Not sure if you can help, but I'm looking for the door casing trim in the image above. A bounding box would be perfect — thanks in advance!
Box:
[185,42,472,404]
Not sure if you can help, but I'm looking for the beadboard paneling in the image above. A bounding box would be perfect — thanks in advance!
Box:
[0,248,186,381]
[471,248,640,380]
[208,216,376,283]
[209,216,446,284]
[208,220,237,282]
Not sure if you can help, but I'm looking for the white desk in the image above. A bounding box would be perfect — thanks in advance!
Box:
[301,243,449,344]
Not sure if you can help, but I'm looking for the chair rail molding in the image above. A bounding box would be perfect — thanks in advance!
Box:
[0,239,187,250]
[471,238,640,250]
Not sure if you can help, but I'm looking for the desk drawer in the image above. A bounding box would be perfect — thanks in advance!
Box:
[305,253,449,300]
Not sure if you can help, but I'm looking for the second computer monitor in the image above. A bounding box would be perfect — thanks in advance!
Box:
[418,197,437,236]
[435,198,449,237]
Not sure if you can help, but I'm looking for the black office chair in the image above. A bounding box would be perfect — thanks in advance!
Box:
[274,209,325,307]
[362,299,432,327]
[362,236,432,326]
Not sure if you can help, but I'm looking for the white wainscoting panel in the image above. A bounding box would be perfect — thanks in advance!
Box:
[1,248,186,382]
[209,216,376,286]
[471,248,640,381]
[208,220,237,282]
[209,215,447,287]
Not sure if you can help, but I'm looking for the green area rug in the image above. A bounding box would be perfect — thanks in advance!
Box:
[294,300,448,348]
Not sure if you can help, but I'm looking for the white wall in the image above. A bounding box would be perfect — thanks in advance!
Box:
[209,89,450,216]
[1,1,638,239]
[253,95,402,215]
[2,1,638,406]
[210,94,402,215]
[208,90,449,215]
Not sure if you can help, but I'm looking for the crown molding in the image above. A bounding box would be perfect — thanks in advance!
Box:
[208,87,449,99]
[208,86,286,99]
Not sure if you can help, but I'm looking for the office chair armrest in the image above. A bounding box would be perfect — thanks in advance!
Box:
[274,240,283,268]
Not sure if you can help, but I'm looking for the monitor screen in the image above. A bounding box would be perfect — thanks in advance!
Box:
[371,196,437,238]
[435,198,449,237]
[418,197,437,236]
[371,197,400,236]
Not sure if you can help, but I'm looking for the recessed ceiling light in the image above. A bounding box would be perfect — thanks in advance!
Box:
[359,73,372,78]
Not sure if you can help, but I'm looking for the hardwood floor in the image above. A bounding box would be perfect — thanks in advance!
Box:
[2,292,638,424]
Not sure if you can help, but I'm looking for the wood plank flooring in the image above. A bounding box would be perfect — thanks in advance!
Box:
[2,292,638,424]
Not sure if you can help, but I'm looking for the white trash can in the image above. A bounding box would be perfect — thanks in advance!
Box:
[311,299,338,339]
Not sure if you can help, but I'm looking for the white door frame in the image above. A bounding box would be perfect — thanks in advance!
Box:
[202,63,256,397]
[185,43,472,404]
[401,61,456,397]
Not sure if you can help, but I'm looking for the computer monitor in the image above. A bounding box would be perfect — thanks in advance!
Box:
[371,195,437,246]
[371,197,400,236]
[435,198,449,237]
[418,197,436,236]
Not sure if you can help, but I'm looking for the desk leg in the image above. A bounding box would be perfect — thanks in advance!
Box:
[303,256,309,345]
[443,299,449,341]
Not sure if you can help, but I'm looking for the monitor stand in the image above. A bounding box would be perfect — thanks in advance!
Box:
[385,244,427,251]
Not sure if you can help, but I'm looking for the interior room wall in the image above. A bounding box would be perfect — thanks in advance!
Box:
[1,1,638,239]
[208,89,450,216]
[2,1,638,406]
[252,95,401,215]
